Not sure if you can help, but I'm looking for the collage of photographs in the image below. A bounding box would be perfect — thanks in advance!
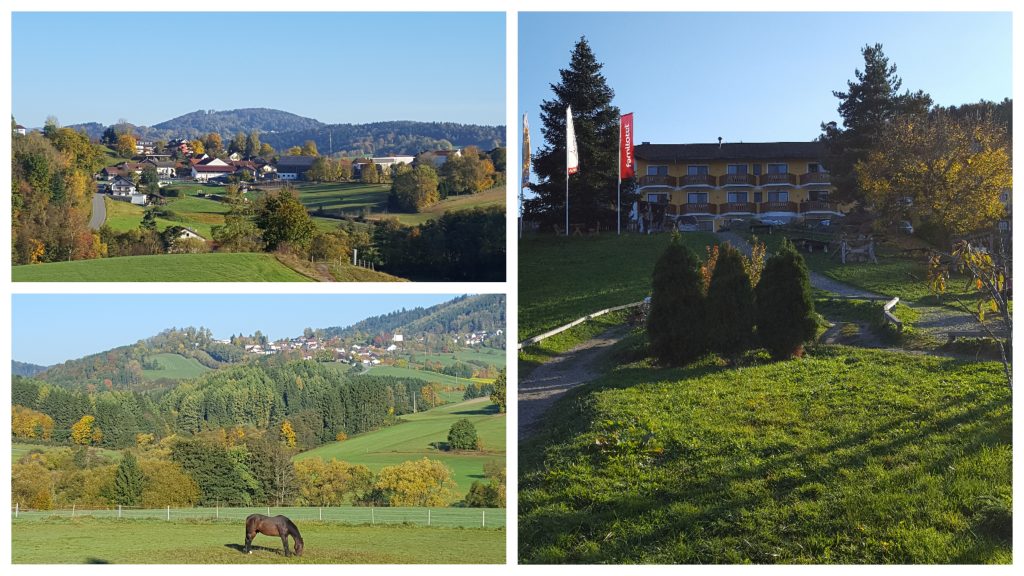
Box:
[1,3,1017,572]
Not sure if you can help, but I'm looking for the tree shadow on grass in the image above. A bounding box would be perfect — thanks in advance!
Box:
[85,558,110,564]
[452,405,500,416]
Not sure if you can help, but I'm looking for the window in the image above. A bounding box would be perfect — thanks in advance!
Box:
[687,192,709,204]
[752,164,762,176]
[727,164,748,175]
[767,163,789,174]
[808,163,823,173]
[767,191,789,202]
[647,165,668,176]
[647,193,668,203]
[687,165,709,176]
[727,191,748,203]
[754,192,763,203]
[809,190,829,202]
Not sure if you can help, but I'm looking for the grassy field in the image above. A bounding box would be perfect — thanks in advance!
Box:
[12,517,504,563]
[372,186,507,226]
[104,195,230,238]
[13,442,122,463]
[296,397,505,496]
[294,182,391,214]
[141,353,211,381]
[406,347,507,369]
[357,365,475,388]
[519,232,716,340]
[12,253,314,282]
[519,341,1011,564]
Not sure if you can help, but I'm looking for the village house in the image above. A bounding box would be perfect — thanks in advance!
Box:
[276,155,317,180]
[13,124,26,136]
[634,141,842,231]
[146,158,178,179]
[191,157,236,181]
[109,176,137,196]
[428,148,461,167]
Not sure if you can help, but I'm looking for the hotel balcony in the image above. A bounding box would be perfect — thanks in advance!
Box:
[679,203,718,215]
[800,200,840,213]
[760,173,798,186]
[720,202,757,214]
[799,172,832,186]
[719,173,757,187]
[759,201,798,213]
[679,174,716,187]
[638,175,677,188]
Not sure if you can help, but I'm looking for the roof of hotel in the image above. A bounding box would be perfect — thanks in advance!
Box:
[635,141,825,163]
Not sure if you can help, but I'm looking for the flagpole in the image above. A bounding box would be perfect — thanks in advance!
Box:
[565,162,569,237]
[617,118,622,235]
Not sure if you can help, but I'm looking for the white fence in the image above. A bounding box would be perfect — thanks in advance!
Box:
[11,504,504,528]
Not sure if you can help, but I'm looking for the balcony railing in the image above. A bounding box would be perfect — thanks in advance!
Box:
[760,173,797,186]
[759,201,798,213]
[800,172,831,186]
[800,200,839,213]
[720,173,757,187]
[638,175,677,188]
[679,174,716,187]
[720,202,757,214]
[680,203,718,215]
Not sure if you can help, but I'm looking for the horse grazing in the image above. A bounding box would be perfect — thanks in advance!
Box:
[244,514,304,557]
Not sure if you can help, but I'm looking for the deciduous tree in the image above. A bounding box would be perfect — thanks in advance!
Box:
[372,458,457,507]
[116,134,138,159]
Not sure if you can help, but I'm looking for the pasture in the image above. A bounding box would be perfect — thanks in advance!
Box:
[406,346,507,369]
[294,182,391,214]
[12,253,314,282]
[375,186,507,226]
[141,353,211,381]
[12,516,504,564]
[519,342,1012,564]
[296,397,505,495]
[360,365,473,388]
[103,194,230,238]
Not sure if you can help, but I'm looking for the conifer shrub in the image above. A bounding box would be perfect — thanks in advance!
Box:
[705,243,755,358]
[647,233,706,365]
[755,238,818,359]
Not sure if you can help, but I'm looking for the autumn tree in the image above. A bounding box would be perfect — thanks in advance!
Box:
[204,133,224,157]
[71,414,98,445]
[254,188,317,252]
[389,163,440,212]
[294,458,373,506]
[116,133,138,158]
[140,459,201,507]
[11,405,54,440]
[527,36,621,229]
[855,109,1011,236]
[371,458,457,507]
[229,131,247,155]
[190,139,205,155]
[280,420,297,448]
[820,43,932,202]
[301,140,319,157]
[490,369,506,413]
[245,131,261,158]
[259,142,275,158]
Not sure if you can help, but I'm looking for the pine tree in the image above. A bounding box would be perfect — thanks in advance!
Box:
[705,243,755,359]
[114,451,145,506]
[647,234,706,366]
[820,43,932,202]
[527,36,621,230]
[755,239,818,360]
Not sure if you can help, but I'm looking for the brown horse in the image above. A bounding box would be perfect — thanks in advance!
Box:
[244,514,304,557]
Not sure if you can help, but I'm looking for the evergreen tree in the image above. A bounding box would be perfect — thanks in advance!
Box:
[647,234,706,366]
[527,36,620,230]
[705,243,755,359]
[755,239,818,360]
[113,451,145,506]
[820,43,932,202]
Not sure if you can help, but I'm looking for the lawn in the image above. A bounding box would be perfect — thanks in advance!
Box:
[12,253,314,282]
[405,347,507,369]
[141,353,211,381]
[12,517,504,563]
[296,397,505,496]
[357,365,475,388]
[103,194,229,238]
[371,186,507,226]
[519,232,716,340]
[294,182,391,214]
[519,342,1011,564]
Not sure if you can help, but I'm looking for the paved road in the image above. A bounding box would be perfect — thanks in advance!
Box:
[519,326,628,440]
[88,193,106,231]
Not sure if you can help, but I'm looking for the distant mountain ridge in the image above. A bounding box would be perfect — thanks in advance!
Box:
[322,294,505,342]
[65,108,505,156]
[12,360,48,377]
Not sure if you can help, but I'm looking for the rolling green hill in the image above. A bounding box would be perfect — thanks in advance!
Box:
[295,397,505,496]
[12,253,314,282]
[140,353,211,381]
[406,347,506,369]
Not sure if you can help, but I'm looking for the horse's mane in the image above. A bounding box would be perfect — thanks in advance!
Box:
[283,516,303,542]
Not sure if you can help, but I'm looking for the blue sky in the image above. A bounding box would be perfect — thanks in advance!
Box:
[12,12,505,128]
[13,294,462,365]
[519,12,1011,168]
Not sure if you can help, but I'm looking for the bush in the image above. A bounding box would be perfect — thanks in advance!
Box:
[705,243,755,358]
[647,233,706,365]
[755,238,817,359]
[447,418,478,451]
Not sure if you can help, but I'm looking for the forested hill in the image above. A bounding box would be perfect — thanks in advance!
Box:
[12,360,48,378]
[38,327,244,390]
[65,108,505,156]
[323,294,505,343]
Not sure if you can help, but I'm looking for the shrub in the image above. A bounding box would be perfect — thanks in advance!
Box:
[447,418,478,451]
[705,243,755,358]
[755,238,817,359]
[648,233,706,365]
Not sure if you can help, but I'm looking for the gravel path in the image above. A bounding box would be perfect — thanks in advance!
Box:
[518,326,628,440]
[88,193,106,231]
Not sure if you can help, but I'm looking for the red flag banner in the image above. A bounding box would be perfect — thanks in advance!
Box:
[620,113,634,180]
[566,106,579,175]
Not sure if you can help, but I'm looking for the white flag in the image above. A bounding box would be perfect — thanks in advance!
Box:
[566,105,579,175]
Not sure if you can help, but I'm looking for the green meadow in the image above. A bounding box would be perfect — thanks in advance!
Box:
[12,253,314,282]
[140,353,212,381]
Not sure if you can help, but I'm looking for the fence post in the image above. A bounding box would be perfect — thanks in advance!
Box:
[15,503,18,518]
[428,509,431,526]
[319,507,322,521]
[166,506,170,521]
[482,510,485,528]
[371,506,374,525]
[118,505,121,519]
[216,505,219,520]
[72,504,75,518]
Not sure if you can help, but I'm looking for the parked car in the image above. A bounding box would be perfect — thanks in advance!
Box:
[676,216,699,232]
